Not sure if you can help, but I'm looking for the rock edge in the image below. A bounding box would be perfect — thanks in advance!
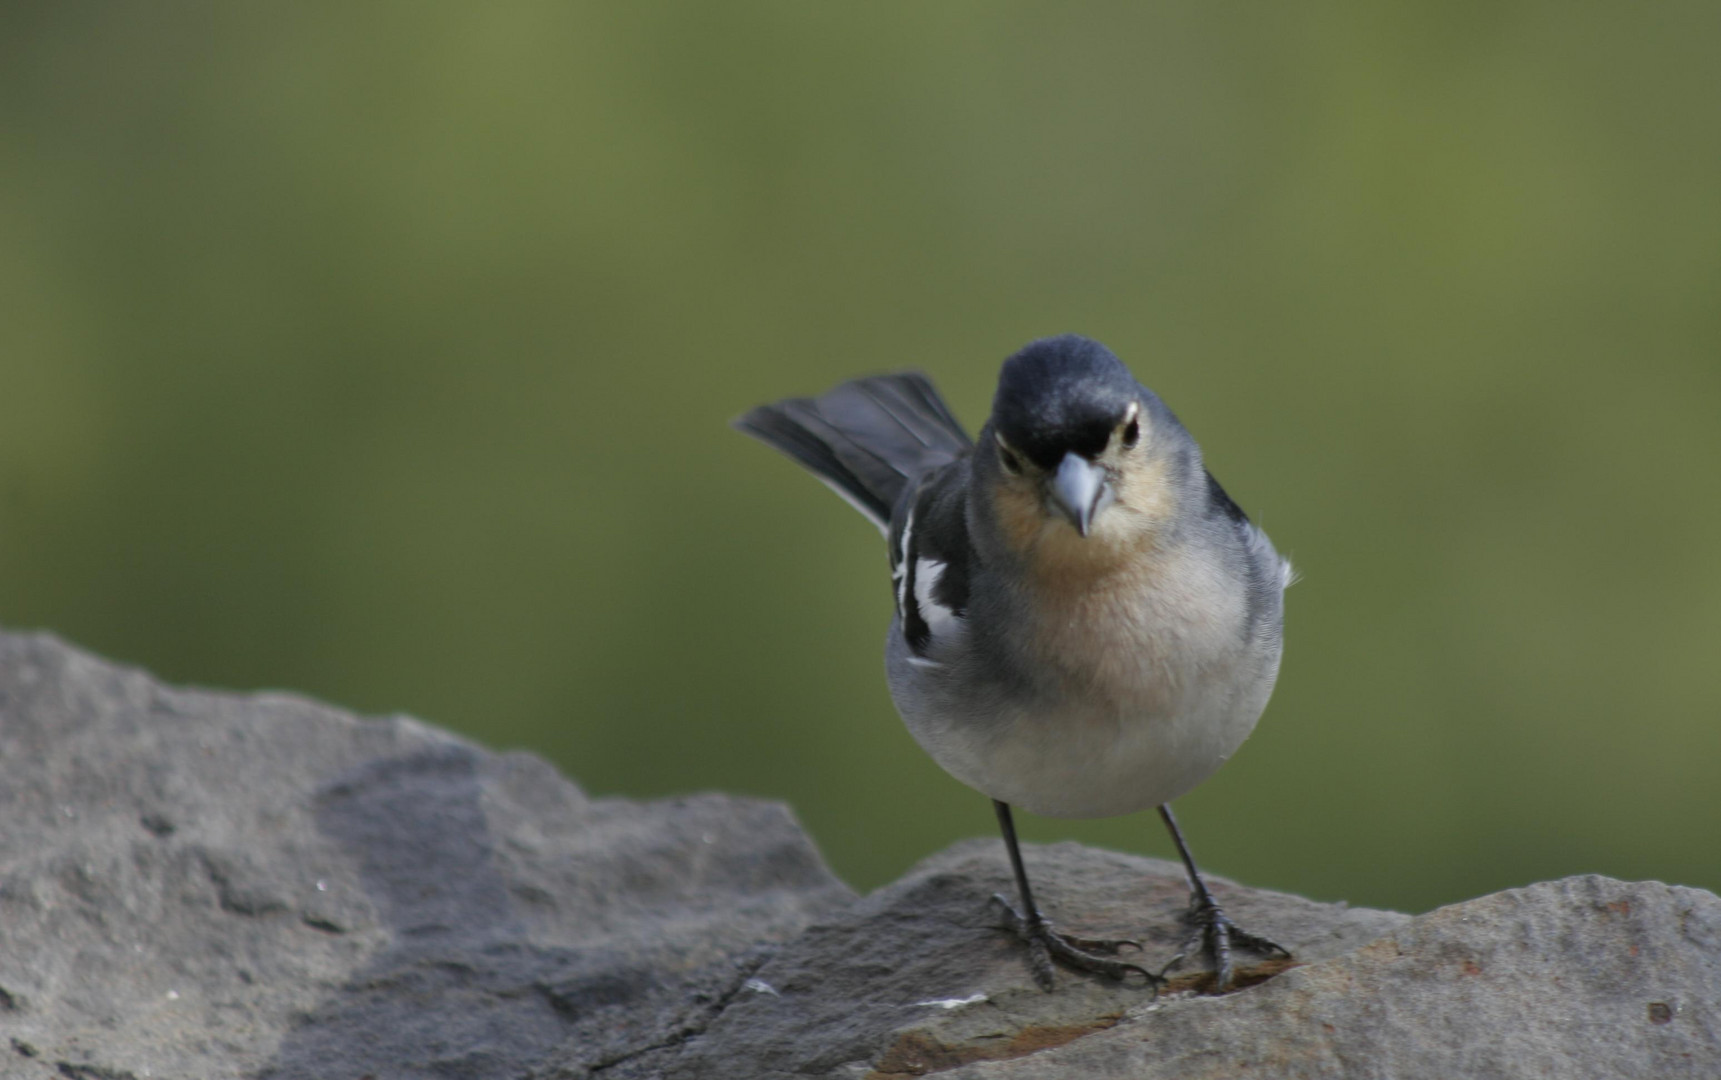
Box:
[0,630,1715,1079]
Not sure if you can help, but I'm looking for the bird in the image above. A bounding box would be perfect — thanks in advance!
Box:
[733,334,1291,992]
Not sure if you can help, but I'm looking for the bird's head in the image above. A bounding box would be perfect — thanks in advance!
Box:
[980,335,1193,564]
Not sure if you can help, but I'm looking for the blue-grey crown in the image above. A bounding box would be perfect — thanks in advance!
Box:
[992,335,1141,470]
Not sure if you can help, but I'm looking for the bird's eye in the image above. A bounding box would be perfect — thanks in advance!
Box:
[1122,417,1140,449]
[996,437,1024,475]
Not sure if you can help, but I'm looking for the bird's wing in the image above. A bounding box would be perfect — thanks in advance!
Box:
[888,462,972,658]
[734,372,972,533]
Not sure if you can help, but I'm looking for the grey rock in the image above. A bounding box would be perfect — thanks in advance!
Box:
[641,840,1410,1080]
[0,631,851,1079]
[921,874,1721,1080]
[1,628,1717,1079]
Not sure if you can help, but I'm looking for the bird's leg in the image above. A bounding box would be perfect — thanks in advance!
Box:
[989,800,1159,992]
[1156,804,1290,991]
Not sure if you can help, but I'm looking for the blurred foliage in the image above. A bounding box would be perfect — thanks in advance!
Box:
[1,3,1717,915]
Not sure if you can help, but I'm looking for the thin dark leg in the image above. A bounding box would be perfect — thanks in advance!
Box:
[989,799,1157,992]
[1158,804,1213,904]
[1157,804,1290,990]
[993,799,1043,923]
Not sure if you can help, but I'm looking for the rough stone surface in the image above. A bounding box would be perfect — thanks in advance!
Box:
[625,841,1410,1080]
[1,629,1718,1079]
[0,631,852,1079]
[917,874,1721,1080]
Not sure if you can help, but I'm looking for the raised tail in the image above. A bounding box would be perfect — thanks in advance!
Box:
[733,372,973,532]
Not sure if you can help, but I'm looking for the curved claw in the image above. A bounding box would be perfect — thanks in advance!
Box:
[1060,932,1144,955]
[1183,895,1291,992]
[1229,925,1292,959]
[1039,931,1158,985]
[990,894,1163,993]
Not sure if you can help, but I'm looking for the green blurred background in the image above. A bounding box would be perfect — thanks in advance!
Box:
[2,4,1717,916]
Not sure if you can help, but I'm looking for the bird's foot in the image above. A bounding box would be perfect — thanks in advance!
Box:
[1162,891,1290,992]
[989,893,1162,993]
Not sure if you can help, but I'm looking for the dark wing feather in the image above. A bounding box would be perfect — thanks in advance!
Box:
[734,372,972,531]
[888,463,971,657]
[1205,469,1252,526]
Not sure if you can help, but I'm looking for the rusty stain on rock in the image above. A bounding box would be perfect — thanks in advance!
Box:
[867,1014,1125,1077]
[865,957,1300,1077]
[1162,955,1299,996]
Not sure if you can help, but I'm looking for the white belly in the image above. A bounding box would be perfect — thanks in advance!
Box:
[961,653,1278,817]
[889,541,1282,819]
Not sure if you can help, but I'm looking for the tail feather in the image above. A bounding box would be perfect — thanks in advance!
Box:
[734,372,972,531]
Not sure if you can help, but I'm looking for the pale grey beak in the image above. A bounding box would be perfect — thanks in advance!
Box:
[1050,452,1111,537]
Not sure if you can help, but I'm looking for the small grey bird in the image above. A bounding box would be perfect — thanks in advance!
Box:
[735,334,1291,991]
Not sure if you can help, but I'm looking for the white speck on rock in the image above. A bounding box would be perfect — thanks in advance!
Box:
[911,993,988,1010]
[744,978,780,996]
